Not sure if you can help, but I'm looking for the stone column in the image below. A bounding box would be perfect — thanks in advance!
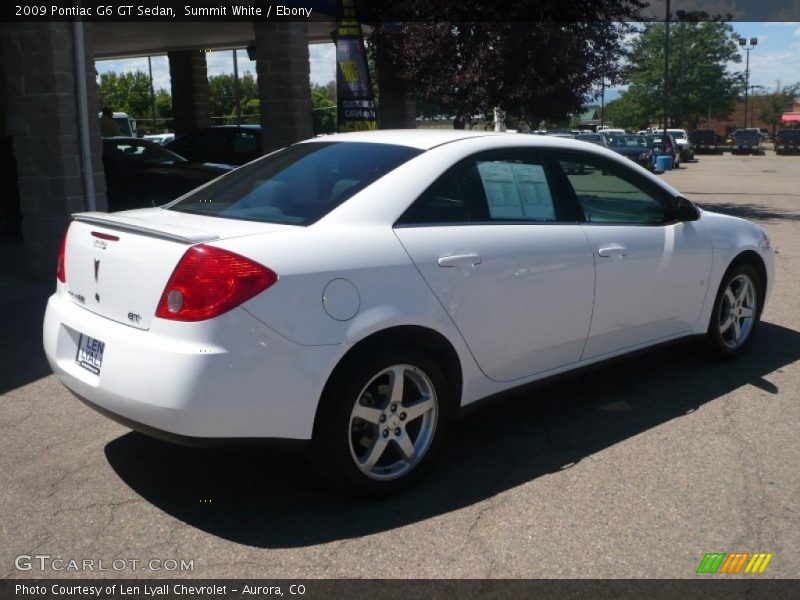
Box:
[168,50,210,136]
[0,22,106,277]
[376,43,416,129]
[253,22,313,154]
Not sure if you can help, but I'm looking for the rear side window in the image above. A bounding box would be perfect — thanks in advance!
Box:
[399,151,561,225]
[167,142,422,225]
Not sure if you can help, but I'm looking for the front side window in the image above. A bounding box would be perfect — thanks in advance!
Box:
[167,142,422,225]
[399,152,560,225]
[557,155,670,225]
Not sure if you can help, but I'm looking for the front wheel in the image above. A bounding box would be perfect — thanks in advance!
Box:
[706,264,763,357]
[311,347,452,496]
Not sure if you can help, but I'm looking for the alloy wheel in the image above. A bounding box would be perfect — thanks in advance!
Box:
[718,274,757,350]
[348,364,438,481]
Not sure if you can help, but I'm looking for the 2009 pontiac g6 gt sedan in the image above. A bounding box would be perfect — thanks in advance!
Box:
[43,130,776,495]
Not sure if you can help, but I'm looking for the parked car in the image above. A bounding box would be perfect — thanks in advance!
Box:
[691,129,719,154]
[102,138,233,212]
[732,129,762,155]
[44,130,775,495]
[597,127,626,136]
[99,111,137,137]
[646,133,681,167]
[165,125,263,166]
[774,129,800,154]
[667,129,694,161]
[607,134,653,167]
[143,133,175,146]
[758,128,770,141]
[576,132,609,147]
[545,131,576,139]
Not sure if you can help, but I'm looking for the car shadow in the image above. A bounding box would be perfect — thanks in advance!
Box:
[104,322,800,548]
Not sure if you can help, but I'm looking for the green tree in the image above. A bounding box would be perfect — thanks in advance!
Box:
[154,88,172,120]
[603,95,651,131]
[369,2,645,127]
[97,71,153,117]
[756,82,800,137]
[208,73,258,118]
[311,82,336,135]
[622,19,743,130]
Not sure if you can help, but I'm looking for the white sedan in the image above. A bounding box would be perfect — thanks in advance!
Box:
[43,130,775,495]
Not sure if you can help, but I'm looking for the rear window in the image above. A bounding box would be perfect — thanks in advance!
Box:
[166,142,422,225]
[778,130,800,140]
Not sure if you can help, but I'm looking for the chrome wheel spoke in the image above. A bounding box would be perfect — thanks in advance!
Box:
[720,315,735,334]
[403,395,435,422]
[389,366,405,406]
[395,433,416,462]
[352,403,383,425]
[361,437,389,470]
[733,318,742,341]
[724,288,737,308]
[739,306,754,318]
[735,281,750,304]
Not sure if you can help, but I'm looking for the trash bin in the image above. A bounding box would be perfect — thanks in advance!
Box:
[654,155,673,173]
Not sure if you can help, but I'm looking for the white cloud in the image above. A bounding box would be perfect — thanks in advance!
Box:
[795,26,800,37]
[95,56,171,91]
[736,50,800,89]
[309,43,336,86]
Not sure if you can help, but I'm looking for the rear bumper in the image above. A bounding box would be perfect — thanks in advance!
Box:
[43,291,343,440]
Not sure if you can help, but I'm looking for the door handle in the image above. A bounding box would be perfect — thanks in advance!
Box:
[437,252,482,268]
[597,244,627,258]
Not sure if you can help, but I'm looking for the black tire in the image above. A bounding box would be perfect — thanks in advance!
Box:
[706,263,764,358]
[311,346,453,496]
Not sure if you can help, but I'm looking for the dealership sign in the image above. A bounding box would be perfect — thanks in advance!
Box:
[334,0,377,132]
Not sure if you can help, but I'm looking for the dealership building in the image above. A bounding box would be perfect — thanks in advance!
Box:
[0,10,416,277]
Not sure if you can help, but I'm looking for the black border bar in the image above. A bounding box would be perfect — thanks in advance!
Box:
[4,579,800,600]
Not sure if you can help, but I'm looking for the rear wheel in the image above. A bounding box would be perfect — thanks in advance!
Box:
[311,347,452,496]
[707,264,763,357]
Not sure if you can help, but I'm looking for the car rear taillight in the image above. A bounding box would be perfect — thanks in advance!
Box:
[56,224,70,283]
[155,244,277,322]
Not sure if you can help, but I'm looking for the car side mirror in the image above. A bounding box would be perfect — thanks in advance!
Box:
[675,196,699,222]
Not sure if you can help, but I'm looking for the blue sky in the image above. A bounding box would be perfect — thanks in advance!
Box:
[96,22,800,103]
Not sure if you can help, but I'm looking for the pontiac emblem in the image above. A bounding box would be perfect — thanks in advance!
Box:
[94,258,100,283]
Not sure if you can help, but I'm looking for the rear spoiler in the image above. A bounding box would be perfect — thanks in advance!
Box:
[72,212,219,244]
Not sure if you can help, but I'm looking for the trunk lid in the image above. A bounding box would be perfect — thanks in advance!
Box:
[64,208,293,329]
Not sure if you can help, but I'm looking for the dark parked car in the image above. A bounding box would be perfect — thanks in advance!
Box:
[165,125,263,166]
[731,129,762,155]
[646,133,680,168]
[102,138,233,212]
[608,135,653,167]
[575,132,609,147]
[691,129,719,154]
[775,129,800,154]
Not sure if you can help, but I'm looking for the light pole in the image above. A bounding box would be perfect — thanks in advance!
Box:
[676,10,686,129]
[663,0,671,139]
[738,37,757,128]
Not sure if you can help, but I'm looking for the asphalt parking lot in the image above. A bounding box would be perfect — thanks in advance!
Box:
[1,153,799,579]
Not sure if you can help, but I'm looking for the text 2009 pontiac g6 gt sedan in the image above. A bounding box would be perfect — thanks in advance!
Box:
[43,130,775,495]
